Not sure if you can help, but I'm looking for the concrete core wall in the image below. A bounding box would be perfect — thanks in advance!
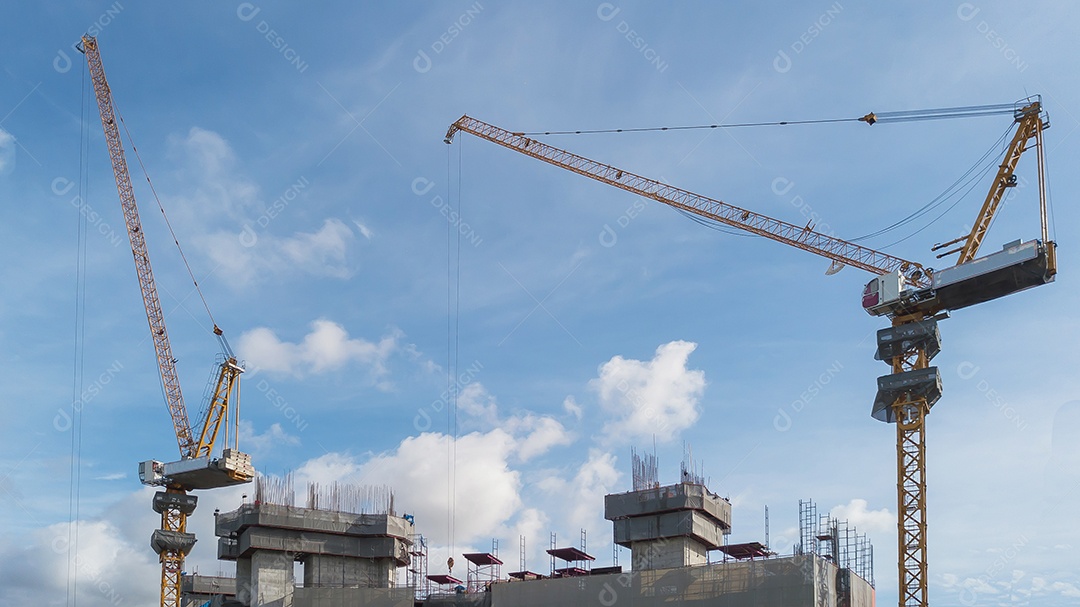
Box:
[252,550,295,607]
[303,554,394,589]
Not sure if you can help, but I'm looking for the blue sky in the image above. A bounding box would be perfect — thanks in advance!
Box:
[1,2,1078,606]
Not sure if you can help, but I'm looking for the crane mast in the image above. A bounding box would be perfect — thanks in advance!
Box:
[446,104,1054,607]
[81,36,254,607]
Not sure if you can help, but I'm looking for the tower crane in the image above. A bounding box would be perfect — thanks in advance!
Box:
[81,36,255,607]
[445,98,1055,607]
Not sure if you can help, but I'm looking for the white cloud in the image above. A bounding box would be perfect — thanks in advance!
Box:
[562,395,582,420]
[358,431,522,546]
[1051,581,1080,598]
[352,219,374,239]
[237,319,399,380]
[92,472,127,481]
[167,127,258,222]
[589,341,706,443]
[294,451,363,486]
[538,449,620,533]
[203,218,357,286]
[0,128,14,174]
[238,421,301,457]
[0,518,159,607]
[830,499,895,536]
[457,383,499,427]
[452,383,572,461]
[165,128,359,284]
[508,415,573,462]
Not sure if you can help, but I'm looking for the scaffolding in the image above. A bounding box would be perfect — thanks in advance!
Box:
[464,540,503,593]
[408,533,430,600]
[798,499,818,556]
[547,531,595,578]
[798,499,875,588]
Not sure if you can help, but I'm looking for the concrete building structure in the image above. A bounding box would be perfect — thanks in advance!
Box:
[214,503,413,607]
[192,478,874,607]
[181,575,235,607]
[604,481,731,570]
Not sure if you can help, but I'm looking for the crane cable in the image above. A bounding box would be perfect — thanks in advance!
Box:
[519,116,858,136]
[112,102,221,339]
[572,115,1020,252]
[659,124,1011,250]
[515,103,1020,137]
[445,138,462,567]
[849,123,1014,244]
[66,62,92,607]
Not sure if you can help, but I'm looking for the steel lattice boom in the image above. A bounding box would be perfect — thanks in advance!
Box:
[83,36,196,460]
[446,115,931,288]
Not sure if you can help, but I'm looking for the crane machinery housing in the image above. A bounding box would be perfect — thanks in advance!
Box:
[444,97,1055,607]
[81,36,255,607]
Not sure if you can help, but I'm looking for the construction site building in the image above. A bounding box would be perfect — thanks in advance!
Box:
[214,502,415,607]
[191,475,873,607]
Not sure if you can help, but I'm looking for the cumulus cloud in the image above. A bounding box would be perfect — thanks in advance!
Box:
[589,340,706,443]
[537,449,620,532]
[237,319,399,381]
[0,519,160,607]
[830,499,895,536]
[507,415,574,461]
[358,431,522,546]
[454,383,572,461]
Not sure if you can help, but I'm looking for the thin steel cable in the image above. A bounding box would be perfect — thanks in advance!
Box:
[67,64,92,607]
[114,107,220,334]
[445,143,453,564]
[850,124,1013,243]
[516,103,1017,137]
[880,160,998,250]
[452,134,463,557]
[520,117,859,136]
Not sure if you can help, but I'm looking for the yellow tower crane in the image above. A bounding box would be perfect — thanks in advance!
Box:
[81,36,255,607]
[445,98,1054,607]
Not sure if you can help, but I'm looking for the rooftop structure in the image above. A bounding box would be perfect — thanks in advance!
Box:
[213,478,414,607]
[604,481,732,570]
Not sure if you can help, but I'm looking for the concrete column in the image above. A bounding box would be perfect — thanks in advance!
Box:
[235,557,252,606]
[251,550,294,607]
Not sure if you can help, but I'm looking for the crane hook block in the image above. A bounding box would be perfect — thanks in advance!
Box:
[859,112,877,125]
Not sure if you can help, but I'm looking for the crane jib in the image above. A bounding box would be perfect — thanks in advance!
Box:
[83,36,196,459]
[447,115,931,289]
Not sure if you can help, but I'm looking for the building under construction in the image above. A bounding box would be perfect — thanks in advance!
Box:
[183,456,875,607]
